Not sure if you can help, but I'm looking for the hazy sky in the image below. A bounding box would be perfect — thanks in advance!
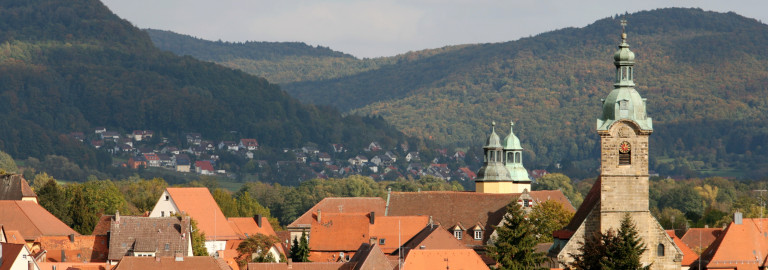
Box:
[101,0,768,58]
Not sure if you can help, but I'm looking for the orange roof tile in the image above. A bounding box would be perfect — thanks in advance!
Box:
[701,218,768,269]
[369,216,429,253]
[4,230,25,244]
[36,235,109,262]
[113,256,230,270]
[228,216,277,238]
[398,249,489,270]
[37,262,109,270]
[0,201,78,240]
[681,227,723,253]
[247,262,346,270]
[394,225,467,258]
[166,187,238,240]
[288,197,386,229]
[665,230,697,266]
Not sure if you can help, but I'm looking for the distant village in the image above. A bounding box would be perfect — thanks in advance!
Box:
[67,128,549,184]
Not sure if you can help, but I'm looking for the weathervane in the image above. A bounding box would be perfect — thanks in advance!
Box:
[620,18,628,41]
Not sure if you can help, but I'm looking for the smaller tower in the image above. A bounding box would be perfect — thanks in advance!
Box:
[475,121,531,194]
[503,122,531,193]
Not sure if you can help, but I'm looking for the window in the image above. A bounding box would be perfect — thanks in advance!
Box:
[523,199,530,208]
[454,230,462,240]
[379,238,386,245]
[506,152,513,163]
[515,152,521,164]
[165,195,170,201]
[619,141,631,165]
[657,244,664,256]
[161,211,165,217]
[474,230,482,240]
[165,243,170,251]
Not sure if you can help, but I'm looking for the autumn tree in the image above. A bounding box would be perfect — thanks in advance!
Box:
[236,234,279,266]
[487,201,546,270]
[534,173,583,207]
[190,218,209,256]
[529,200,574,243]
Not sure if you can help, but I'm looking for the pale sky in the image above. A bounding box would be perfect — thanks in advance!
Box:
[101,0,768,58]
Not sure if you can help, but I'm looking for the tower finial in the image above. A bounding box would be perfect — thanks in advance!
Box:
[620,18,627,41]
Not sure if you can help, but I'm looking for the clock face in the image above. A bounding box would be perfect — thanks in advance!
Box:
[619,141,631,154]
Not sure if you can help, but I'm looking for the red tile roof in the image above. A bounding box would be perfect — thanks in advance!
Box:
[195,161,215,172]
[0,201,78,240]
[386,190,573,247]
[4,230,25,244]
[37,262,109,270]
[666,230,697,266]
[393,225,468,258]
[228,216,277,239]
[0,243,25,270]
[36,235,109,262]
[113,256,230,270]
[247,262,345,270]
[107,216,191,261]
[166,187,239,240]
[91,215,113,236]
[398,249,489,270]
[699,218,768,269]
[681,227,723,253]
[308,213,428,261]
[288,197,386,229]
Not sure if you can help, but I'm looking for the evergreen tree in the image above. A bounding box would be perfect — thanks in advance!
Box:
[68,186,97,234]
[487,201,546,270]
[568,214,649,270]
[290,232,310,262]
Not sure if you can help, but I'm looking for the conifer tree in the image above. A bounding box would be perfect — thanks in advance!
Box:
[290,232,310,262]
[487,201,546,270]
[568,214,649,270]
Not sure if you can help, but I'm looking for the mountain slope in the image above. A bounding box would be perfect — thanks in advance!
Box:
[0,0,408,172]
[281,8,768,176]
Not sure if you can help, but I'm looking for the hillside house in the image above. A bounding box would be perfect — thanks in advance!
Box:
[195,161,214,175]
[239,139,259,151]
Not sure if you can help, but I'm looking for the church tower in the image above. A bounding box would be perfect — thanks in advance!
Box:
[549,21,682,269]
[475,121,531,193]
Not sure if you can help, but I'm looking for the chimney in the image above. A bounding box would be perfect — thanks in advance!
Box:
[175,252,183,261]
[68,234,75,243]
[115,210,120,223]
[317,210,322,223]
[734,211,743,225]
[61,250,66,262]
[255,215,262,228]
[369,212,375,224]
[28,261,34,270]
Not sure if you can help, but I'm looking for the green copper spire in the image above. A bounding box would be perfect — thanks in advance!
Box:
[477,121,511,181]
[597,20,653,131]
[503,121,530,182]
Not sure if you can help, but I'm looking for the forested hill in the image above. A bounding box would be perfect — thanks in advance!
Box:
[147,29,469,84]
[279,8,768,178]
[0,0,409,171]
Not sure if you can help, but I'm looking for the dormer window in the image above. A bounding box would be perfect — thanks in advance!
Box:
[474,230,482,240]
[454,230,462,240]
[619,100,629,118]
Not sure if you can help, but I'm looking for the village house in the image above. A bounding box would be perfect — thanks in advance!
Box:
[131,130,154,141]
[286,197,386,242]
[0,174,37,203]
[0,242,41,270]
[149,188,239,255]
[0,201,79,245]
[106,214,192,264]
[35,234,109,263]
[693,213,768,269]
[239,139,259,151]
[195,161,215,175]
[112,255,230,270]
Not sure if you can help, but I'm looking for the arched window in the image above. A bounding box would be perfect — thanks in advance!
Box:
[515,152,521,164]
[507,152,513,163]
[657,243,664,256]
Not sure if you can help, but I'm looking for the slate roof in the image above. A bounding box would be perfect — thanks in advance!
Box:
[165,187,239,241]
[680,227,723,253]
[697,218,768,269]
[113,256,230,270]
[0,174,36,200]
[36,235,109,262]
[288,197,386,229]
[397,249,490,270]
[107,215,191,261]
[0,201,78,240]
[386,190,574,247]
[666,230,697,266]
